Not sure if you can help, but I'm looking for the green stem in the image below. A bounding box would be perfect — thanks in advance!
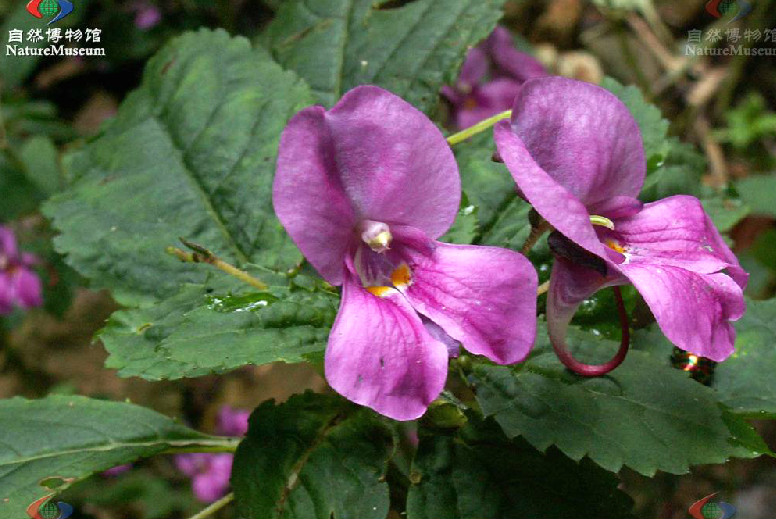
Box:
[167,238,268,291]
[187,492,234,519]
[446,110,511,146]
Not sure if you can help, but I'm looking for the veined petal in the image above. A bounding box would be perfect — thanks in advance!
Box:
[274,106,357,285]
[495,121,609,259]
[508,77,645,206]
[615,195,748,288]
[397,231,538,365]
[325,269,448,421]
[325,86,460,239]
[619,264,744,361]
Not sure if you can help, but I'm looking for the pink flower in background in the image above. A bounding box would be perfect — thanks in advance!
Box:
[175,406,250,503]
[0,226,42,315]
[441,26,547,130]
[130,2,162,30]
[101,464,132,477]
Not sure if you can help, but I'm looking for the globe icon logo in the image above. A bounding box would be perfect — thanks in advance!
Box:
[701,501,724,519]
[25,0,74,24]
[38,0,60,17]
[717,0,736,15]
[38,500,61,519]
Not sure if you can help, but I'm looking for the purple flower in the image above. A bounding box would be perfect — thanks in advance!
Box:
[130,2,161,30]
[494,77,747,365]
[0,226,42,315]
[175,406,250,503]
[441,27,546,130]
[175,453,233,503]
[273,86,538,421]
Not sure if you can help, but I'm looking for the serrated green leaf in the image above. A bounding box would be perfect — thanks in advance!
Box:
[260,0,506,113]
[736,174,776,217]
[407,419,633,519]
[0,395,230,518]
[100,277,338,380]
[232,392,392,519]
[471,326,760,476]
[712,298,776,416]
[44,29,313,307]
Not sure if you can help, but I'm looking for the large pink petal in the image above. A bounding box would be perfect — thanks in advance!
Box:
[494,121,608,259]
[615,195,748,288]
[397,232,538,365]
[325,86,460,239]
[325,270,448,421]
[619,264,744,361]
[273,106,357,285]
[509,76,645,206]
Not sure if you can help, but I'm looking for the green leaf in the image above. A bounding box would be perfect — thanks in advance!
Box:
[471,326,761,475]
[407,420,633,519]
[100,277,338,380]
[711,298,776,416]
[232,392,393,519]
[0,395,230,518]
[0,154,44,221]
[260,0,506,113]
[736,174,776,217]
[453,132,522,244]
[43,29,314,307]
[18,136,62,196]
[440,196,479,244]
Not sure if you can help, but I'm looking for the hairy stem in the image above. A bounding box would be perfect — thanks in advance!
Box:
[446,110,511,146]
[167,238,267,290]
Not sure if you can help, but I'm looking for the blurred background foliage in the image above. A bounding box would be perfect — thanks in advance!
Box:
[1,0,775,517]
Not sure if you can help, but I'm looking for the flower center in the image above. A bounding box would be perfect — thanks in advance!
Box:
[366,263,413,297]
[359,220,392,253]
[606,239,627,254]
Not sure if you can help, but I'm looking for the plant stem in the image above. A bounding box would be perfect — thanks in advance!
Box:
[521,218,552,255]
[446,110,511,146]
[167,238,267,290]
[188,492,234,519]
[536,280,549,295]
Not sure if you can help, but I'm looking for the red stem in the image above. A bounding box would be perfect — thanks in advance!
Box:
[552,286,630,377]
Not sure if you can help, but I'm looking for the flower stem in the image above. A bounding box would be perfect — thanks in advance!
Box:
[167,238,268,290]
[446,110,511,146]
[552,286,630,377]
[187,492,234,519]
[521,218,552,255]
[536,280,549,295]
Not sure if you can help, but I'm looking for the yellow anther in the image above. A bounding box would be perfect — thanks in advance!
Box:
[589,215,615,230]
[366,286,393,298]
[391,264,412,289]
[367,230,392,253]
[606,240,627,254]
